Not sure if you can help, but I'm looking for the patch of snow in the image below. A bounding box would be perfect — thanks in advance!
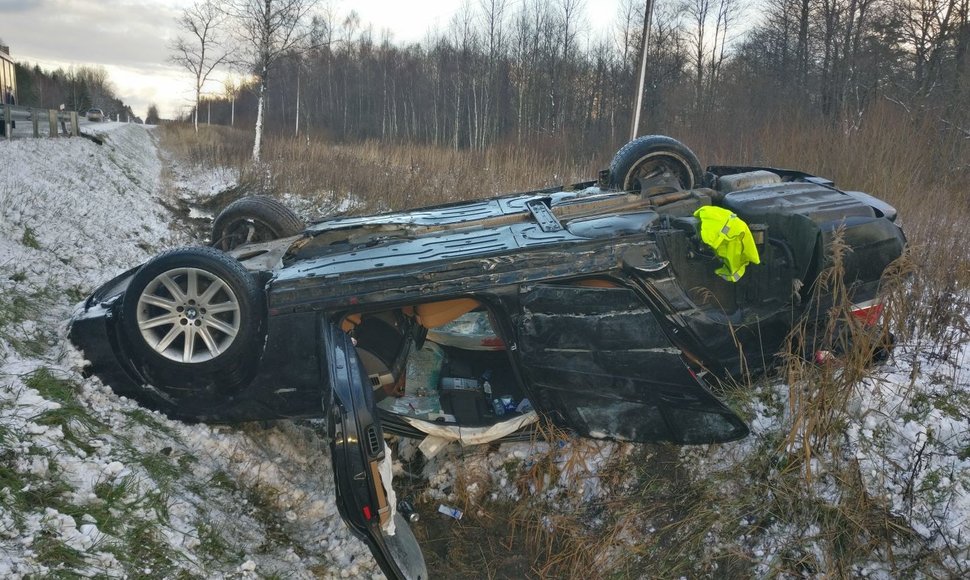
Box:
[0,127,378,578]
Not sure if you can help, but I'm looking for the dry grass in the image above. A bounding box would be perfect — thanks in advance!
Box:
[505,421,644,579]
[605,233,959,576]
[783,232,890,470]
[159,124,599,215]
[684,101,970,308]
[623,205,962,574]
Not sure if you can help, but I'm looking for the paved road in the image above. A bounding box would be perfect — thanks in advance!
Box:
[1,105,133,138]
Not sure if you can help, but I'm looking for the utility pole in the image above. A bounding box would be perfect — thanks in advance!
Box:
[630,0,655,141]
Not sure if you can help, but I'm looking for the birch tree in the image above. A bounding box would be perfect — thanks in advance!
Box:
[170,0,230,133]
[223,0,320,162]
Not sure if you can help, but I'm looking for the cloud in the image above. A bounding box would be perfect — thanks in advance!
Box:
[2,0,196,116]
[5,1,182,67]
[0,0,47,13]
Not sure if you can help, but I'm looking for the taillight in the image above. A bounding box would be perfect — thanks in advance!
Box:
[850,300,883,326]
[363,505,372,520]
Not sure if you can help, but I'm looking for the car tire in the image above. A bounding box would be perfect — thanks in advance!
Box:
[608,135,703,192]
[120,246,265,404]
[211,195,304,251]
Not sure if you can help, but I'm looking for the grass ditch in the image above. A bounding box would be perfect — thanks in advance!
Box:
[1,438,179,577]
[33,534,88,572]
[1,367,204,576]
[104,517,184,579]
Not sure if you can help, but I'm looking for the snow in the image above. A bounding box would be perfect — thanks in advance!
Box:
[847,336,970,569]
[0,126,378,578]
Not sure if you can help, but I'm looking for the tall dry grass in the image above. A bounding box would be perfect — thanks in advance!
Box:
[681,101,970,362]
[159,125,600,215]
[666,104,969,576]
[686,101,970,283]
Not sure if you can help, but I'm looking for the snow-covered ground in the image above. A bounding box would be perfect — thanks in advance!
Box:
[1,124,967,578]
[0,125,379,578]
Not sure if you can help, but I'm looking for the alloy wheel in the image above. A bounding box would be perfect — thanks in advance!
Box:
[135,267,241,363]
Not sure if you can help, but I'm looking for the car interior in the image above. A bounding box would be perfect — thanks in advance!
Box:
[341,298,529,428]
[340,278,629,429]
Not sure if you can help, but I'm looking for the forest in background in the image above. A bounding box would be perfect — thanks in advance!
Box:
[9,60,139,121]
[180,0,970,162]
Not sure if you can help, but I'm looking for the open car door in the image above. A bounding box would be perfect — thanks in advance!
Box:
[324,323,427,580]
[516,283,748,444]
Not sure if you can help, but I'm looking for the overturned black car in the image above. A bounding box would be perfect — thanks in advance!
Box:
[70,136,905,579]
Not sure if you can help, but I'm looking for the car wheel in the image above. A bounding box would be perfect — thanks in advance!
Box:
[211,195,305,251]
[608,135,703,192]
[120,246,265,403]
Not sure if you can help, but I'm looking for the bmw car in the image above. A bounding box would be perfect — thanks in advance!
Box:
[69,135,905,579]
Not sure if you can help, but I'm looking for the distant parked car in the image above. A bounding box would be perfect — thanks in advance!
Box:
[86,108,105,122]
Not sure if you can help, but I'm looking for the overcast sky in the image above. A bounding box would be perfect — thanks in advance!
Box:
[0,0,621,119]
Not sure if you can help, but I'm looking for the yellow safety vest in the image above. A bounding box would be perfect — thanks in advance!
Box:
[693,206,761,282]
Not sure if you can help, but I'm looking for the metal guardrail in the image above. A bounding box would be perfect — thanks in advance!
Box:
[1,104,80,140]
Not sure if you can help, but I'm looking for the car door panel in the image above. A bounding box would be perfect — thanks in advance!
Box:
[324,322,427,580]
[516,284,748,444]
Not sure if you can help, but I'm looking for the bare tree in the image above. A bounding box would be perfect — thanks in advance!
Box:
[224,75,239,126]
[170,0,230,133]
[480,0,509,148]
[79,66,115,111]
[223,0,320,162]
[683,0,710,112]
[682,0,743,118]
